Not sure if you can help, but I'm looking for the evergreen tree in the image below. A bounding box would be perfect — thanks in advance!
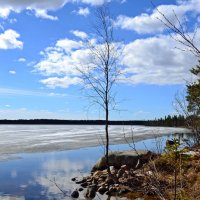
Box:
[186,60,200,144]
[186,61,200,116]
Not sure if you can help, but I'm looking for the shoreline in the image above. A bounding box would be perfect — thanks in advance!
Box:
[0,124,190,162]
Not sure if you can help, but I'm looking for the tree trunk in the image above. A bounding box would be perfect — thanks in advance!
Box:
[105,102,110,174]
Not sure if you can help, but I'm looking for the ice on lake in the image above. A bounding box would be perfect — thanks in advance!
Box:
[0,125,188,157]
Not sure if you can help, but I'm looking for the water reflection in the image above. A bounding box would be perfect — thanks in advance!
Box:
[0,134,192,200]
[35,159,93,199]
[0,196,25,200]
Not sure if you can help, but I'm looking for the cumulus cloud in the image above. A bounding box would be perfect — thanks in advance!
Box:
[0,0,109,19]
[0,29,23,50]
[77,0,110,6]
[18,57,26,62]
[71,30,88,39]
[35,27,199,88]
[9,70,16,74]
[121,34,197,85]
[115,0,200,34]
[40,76,82,88]
[76,7,90,16]
[34,37,91,79]
[34,9,58,20]
[56,38,83,52]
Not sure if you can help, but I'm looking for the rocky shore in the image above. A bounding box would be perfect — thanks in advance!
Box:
[70,145,200,200]
[71,150,157,199]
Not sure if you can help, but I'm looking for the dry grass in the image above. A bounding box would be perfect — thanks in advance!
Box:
[142,149,200,200]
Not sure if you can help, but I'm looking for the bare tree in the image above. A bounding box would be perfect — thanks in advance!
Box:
[152,1,200,57]
[153,2,200,145]
[78,6,122,174]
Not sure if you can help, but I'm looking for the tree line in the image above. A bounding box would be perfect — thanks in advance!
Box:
[0,116,186,127]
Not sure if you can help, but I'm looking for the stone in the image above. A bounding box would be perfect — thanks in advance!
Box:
[98,186,107,195]
[92,150,153,171]
[71,177,76,181]
[84,188,96,199]
[110,166,115,171]
[121,165,128,170]
[93,170,102,177]
[118,188,129,195]
[71,190,79,198]
[105,177,115,185]
[75,179,86,184]
[122,172,128,178]
[117,169,124,178]
[78,187,84,192]
[80,182,88,188]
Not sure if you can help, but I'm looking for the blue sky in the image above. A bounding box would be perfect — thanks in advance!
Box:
[0,0,199,120]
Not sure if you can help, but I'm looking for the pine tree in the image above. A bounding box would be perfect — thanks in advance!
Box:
[186,60,200,116]
[186,60,200,144]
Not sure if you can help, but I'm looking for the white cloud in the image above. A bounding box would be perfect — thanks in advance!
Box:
[71,30,88,39]
[9,70,16,74]
[76,7,90,17]
[18,57,26,62]
[35,26,199,88]
[0,29,23,50]
[34,38,91,79]
[5,105,11,108]
[56,38,83,52]
[0,7,12,18]
[35,159,91,199]
[77,0,110,6]
[40,76,82,88]
[34,9,58,20]
[121,34,197,85]
[0,0,109,20]
[0,196,24,200]
[0,87,67,97]
[115,0,199,34]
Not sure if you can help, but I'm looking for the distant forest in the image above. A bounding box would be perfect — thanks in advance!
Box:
[0,115,186,127]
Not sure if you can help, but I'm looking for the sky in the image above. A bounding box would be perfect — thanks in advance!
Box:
[0,0,199,120]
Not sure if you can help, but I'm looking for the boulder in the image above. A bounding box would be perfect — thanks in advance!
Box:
[71,190,79,198]
[84,188,96,199]
[92,150,155,171]
[97,186,107,195]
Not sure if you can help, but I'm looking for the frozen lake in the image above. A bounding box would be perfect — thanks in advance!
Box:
[0,125,189,199]
[0,125,188,157]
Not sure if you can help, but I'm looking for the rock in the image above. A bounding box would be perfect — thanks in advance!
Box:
[92,150,153,171]
[89,184,98,189]
[121,165,128,170]
[93,170,102,177]
[71,190,79,198]
[80,182,88,188]
[98,186,107,195]
[118,177,127,184]
[110,166,115,171]
[122,172,128,178]
[78,187,84,192]
[109,186,117,193]
[84,188,96,199]
[75,178,86,184]
[105,177,115,185]
[71,177,77,181]
[166,139,176,146]
[117,169,124,178]
[118,188,129,195]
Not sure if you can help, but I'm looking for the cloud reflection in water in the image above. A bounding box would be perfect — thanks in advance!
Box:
[35,158,94,199]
